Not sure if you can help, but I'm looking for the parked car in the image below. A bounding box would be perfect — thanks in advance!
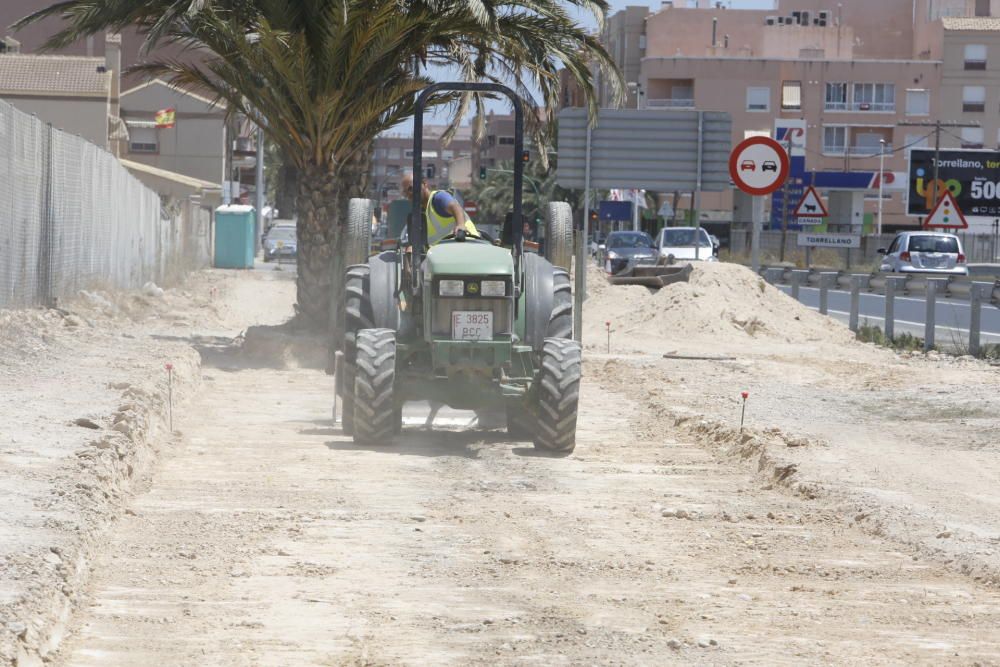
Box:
[657,227,717,262]
[603,231,658,274]
[878,231,968,276]
[263,225,297,262]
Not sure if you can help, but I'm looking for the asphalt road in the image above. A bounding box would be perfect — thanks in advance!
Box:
[778,285,1000,345]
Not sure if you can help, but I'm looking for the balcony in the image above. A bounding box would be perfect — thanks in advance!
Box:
[647,98,695,109]
[824,101,849,111]
[849,101,895,112]
[822,144,892,156]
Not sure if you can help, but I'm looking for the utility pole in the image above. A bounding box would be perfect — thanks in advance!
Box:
[898,120,980,221]
[779,133,792,262]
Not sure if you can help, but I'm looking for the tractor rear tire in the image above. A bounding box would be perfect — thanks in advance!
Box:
[346,198,374,266]
[533,338,582,453]
[547,268,572,339]
[544,202,574,272]
[353,328,398,445]
[341,265,373,435]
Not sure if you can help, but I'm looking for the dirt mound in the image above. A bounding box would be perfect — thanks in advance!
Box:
[582,262,856,353]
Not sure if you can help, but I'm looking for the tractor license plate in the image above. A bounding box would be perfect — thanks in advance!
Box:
[452,311,493,340]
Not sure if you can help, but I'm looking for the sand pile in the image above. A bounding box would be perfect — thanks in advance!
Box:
[582,262,856,352]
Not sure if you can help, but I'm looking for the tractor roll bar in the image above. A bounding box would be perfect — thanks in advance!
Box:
[411,82,525,290]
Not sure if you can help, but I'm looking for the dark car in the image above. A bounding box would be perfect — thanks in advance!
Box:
[603,231,658,274]
[263,226,297,262]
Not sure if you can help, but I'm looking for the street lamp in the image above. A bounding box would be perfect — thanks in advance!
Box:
[877,138,886,237]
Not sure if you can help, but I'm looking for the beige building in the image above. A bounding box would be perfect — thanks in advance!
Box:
[470,112,518,181]
[0,36,120,150]
[585,0,1000,230]
[120,79,227,186]
[370,124,474,205]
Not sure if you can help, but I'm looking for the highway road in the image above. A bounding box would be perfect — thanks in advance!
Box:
[778,285,1000,346]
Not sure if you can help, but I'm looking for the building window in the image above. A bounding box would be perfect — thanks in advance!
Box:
[961,126,984,148]
[963,85,986,112]
[965,44,987,70]
[823,126,846,154]
[852,83,895,112]
[498,137,515,145]
[905,89,930,116]
[388,148,401,159]
[824,82,848,111]
[976,0,989,16]
[128,126,158,154]
[746,86,770,111]
[781,81,802,110]
[442,150,454,160]
[852,131,887,155]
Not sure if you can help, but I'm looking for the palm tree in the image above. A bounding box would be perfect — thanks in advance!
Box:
[17,0,623,332]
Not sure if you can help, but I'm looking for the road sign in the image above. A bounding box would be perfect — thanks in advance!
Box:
[729,136,789,196]
[797,232,861,249]
[793,186,829,218]
[658,201,674,218]
[464,200,478,215]
[923,190,968,229]
[556,108,732,191]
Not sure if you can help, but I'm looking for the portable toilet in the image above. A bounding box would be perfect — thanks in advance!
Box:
[214,205,256,268]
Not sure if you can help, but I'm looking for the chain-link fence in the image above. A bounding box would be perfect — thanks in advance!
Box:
[0,99,210,309]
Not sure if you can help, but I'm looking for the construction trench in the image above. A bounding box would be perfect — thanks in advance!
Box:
[3,264,1000,665]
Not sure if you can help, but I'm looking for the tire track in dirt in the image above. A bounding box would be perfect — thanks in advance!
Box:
[51,359,1000,666]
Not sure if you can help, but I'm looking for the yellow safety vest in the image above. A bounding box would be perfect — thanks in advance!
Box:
[426,191,478,245]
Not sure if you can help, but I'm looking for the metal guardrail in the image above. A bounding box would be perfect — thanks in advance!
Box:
[759,266,1000,355]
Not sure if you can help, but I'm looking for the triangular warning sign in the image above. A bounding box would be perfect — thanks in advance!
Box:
[924,191,968,229]
[793,186,829,218]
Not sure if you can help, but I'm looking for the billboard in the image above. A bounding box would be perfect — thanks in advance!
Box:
[908,148,1000,217]
[770,119,806,230]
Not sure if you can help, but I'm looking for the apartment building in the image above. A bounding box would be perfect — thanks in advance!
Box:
[470,112,519,180]
[590,0,1000,230]
[370,125,474,205]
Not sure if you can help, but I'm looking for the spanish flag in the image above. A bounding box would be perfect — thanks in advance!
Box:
[154,107,176,129]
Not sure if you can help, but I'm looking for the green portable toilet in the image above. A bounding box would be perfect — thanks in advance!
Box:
[214,205,256,268]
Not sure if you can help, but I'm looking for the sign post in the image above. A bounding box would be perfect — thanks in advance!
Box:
[730,136,790,272]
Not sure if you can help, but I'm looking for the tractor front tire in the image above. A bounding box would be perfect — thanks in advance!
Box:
[533,338,582,453]
[544,202,574,272]
[346,198,374,266]
[353,328,398,445]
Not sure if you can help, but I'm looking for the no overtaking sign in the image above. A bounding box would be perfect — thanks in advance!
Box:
[729,136,789,196]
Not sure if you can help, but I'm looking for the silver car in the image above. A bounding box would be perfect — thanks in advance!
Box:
[878,231,968,276]
[603,231,659,274]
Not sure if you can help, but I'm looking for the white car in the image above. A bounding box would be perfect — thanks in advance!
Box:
[657,227,717,262]
[878,231,968,276]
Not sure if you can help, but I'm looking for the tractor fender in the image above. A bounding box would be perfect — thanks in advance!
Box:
[522,252,554,352]
[369,251,401,332]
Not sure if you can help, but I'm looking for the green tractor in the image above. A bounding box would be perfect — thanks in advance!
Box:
[334,83,580,452]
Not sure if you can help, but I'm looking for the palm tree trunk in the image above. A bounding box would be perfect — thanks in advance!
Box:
[295,163,340,330]
[294,148,371,337]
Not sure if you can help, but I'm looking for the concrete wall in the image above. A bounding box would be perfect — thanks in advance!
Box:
[120,82,225,185]
[3,96,109,148]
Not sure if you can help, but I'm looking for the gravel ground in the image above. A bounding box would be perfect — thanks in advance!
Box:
[4,262,1000,665]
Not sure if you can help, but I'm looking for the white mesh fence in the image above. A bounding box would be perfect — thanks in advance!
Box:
[0,99,208,309]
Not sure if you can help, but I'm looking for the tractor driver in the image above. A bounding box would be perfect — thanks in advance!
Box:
[401,172,478,245]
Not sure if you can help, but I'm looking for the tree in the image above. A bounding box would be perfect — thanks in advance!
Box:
[17,0,623,333]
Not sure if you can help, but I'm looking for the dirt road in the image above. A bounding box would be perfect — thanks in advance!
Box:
[43,273,1000,665]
